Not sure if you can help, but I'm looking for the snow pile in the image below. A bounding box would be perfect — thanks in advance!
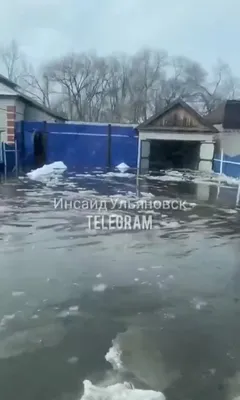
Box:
[27,161,67,181]
[116,163,130,173]
[80,380,165,400]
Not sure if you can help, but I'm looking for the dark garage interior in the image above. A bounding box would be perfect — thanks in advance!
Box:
[149,139,200,171]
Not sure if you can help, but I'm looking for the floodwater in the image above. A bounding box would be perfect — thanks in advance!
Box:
[0,170,240,400]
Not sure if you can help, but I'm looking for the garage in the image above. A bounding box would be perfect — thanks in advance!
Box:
[149,139,200,171]
[137,99,218,175]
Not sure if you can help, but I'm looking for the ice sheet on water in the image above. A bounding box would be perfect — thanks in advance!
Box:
[80,380,165,400]
[92,283,108,292]
[12,291,25,297]
[0,314,15,329]
[96,172,134,178]
[146,169,240,187]
[26,161,67,181]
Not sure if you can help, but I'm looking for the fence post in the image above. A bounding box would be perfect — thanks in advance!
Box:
[107,124,112,170]
[20,120,25,171]
[219,147,223,175]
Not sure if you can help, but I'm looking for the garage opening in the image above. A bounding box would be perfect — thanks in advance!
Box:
[149,140,200,171]
[33,131,47,168]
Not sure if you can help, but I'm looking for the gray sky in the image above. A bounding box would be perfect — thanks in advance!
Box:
[1,0,239,74]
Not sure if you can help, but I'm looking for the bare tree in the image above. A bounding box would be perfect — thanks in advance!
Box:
[0,40,31,85]
[1,39,239,122]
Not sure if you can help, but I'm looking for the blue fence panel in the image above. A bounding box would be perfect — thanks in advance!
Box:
[223,154,240,164]
[213,159,221,174]
[15,121,139,172]
[213,153,240,178]
[15,121,47,169]
[111,135,138,169]
[47,132,108,170]
[222,162,240,178]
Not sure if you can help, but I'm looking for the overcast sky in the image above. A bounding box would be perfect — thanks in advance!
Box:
[1,0,239,74]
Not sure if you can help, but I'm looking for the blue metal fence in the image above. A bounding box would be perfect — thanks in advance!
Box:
[213,153,240,178]
[15,121,138,172]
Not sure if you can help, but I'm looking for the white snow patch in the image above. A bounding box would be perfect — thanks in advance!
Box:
[96,273,102,278]
[191,298,208,310]
[12,291,25,297]
[222,209,237,214]
[92,283,108,292]
[0,314,15,327]
[27,161,67,181]
[97,172,134,178]
[80,380,165,400]
[81,380,165,400]
[146,170,240,187]
[160,220,181,229]
[57,307,80,318]
[67,356,79,364]
[105,342,123,370]
[69,306,79,312]
[116,162,129,173]
[76,173,93,177]
[163,313,175,320]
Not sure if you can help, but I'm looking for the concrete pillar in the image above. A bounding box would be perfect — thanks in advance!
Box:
[198,142,214,172]
[138,139,150,174]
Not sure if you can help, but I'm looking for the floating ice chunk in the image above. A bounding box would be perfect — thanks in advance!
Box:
[27,161,67,181]
[67,356,78,364]
[12,291,25,297]
[160,221,180,229]
[0,314,15,328]
[105,342,123,370]
[69,306,79,312]
[80,380,165,400]
[92,283,107,292]
[116,162,129,173]
[191,298,207,310]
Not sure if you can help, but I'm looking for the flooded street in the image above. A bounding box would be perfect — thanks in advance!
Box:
[0,171,240,400]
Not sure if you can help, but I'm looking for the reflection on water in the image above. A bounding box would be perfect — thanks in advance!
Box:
[0,172,240,400]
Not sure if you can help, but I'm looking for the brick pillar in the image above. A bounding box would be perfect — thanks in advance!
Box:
[7,105,16,143]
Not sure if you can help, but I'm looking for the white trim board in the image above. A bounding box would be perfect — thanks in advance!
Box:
[139,131,215,142]
[214,158,240,166]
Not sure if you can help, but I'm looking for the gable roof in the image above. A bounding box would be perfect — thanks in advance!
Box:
[137,98,218,133]
[0,74,67,121]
